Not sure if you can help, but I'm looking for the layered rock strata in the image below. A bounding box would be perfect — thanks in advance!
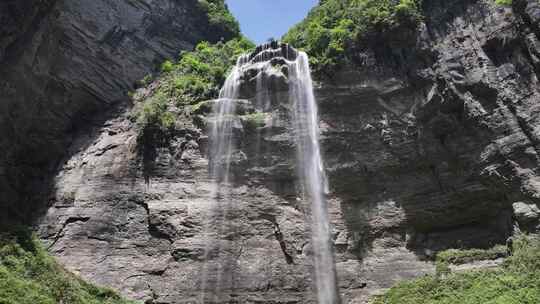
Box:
[0,0,229,223]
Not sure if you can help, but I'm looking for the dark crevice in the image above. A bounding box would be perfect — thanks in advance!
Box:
[429,164,445,192]
[513,0,540,76]
[514,0,540,41]
[268,218,294,265]
[47,216,90,250]
[135,199,174,244]
[507,102,540,159]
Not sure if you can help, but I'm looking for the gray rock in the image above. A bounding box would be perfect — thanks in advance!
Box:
[0,0,227,224]
[513,202,540,223]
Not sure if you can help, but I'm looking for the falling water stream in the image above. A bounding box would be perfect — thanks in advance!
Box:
[204,43,339,303]
[289,52,339,304]
[200,54,248,303]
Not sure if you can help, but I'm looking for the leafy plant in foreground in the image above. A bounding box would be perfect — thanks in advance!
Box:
[371,235,540,304]
[0,228,135,304]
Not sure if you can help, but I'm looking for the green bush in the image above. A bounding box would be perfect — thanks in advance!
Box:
[137,74,153,87]
[241,112,267,130]
[436,245,508,265]
[283,0,423,76]
[157,37,254,106]
[435,260,451,280]
[370,235,540,304]
[133,37,255,142]
[0,228,134,304]
[504,235,540,274]
[160,60,174,73]
[495,0,512,5]
[136,92,176,132]
[197,0,240,40]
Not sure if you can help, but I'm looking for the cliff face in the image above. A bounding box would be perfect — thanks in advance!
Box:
[0,0,231,223]
[322,0,540,251]
[31,0,540,303]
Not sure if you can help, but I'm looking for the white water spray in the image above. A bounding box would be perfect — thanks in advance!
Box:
[200,54,248,303]
[289,52,340,304]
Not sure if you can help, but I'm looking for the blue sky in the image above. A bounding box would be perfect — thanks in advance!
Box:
[225,0,318,45]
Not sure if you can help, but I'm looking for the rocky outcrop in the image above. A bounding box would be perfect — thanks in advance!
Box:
[36,0,540,303]
[0,0,230,223]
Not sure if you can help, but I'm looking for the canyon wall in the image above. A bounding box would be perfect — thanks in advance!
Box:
[0,0,231,223]
[3,0,539,303]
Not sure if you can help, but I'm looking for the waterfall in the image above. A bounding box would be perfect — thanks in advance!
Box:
[203,43,340,303]
[208,54,247,184]
[200,54,248,303]
[289,52,340,304]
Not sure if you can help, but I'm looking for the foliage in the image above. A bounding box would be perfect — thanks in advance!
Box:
[134,37,254,134]
[370,235,540,304]
[504,235,540,274]
[436,245,508,265]
[495,0,512,5]
[241,112,267,130]
[0,228,134,304]
[137,74,153,87]
[197,0,240,40]
[435,260,451,279]
[136,92,176,133]
[283,0,423,75]
[160,60,174,73]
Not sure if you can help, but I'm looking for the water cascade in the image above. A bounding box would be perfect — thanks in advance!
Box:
[204,42,340,303]
[289,52,339,304]
[200,54,248,303]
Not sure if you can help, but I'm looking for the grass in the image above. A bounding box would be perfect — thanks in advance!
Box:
[436,245,508,265]
[495,0,512,5]
[371,235,540,304]
[0,228,135,304]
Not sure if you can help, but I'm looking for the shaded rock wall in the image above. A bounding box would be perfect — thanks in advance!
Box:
[0,0,227,223]
[35,0,540,303]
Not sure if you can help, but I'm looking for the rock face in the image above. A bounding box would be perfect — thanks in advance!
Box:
[0,0,232,223]
[35,0,540,303]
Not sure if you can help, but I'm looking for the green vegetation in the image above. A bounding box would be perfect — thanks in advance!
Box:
[371,235,540,304]
[283,0,423,75]
[436,245,508,265]
[138,74,153,87]
[136,91,177,133]
[495,0,512,5]
[134,37,254,135]
[241,112,268,130]
[0,228,134,304]
[197,0,240,40]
